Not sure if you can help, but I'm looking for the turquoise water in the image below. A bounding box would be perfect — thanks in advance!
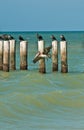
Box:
[0,31,84,130]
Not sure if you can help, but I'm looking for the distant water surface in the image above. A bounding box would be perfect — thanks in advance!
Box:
[0,31,84,130]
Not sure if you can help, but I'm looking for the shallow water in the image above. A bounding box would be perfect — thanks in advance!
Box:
[0,31,84,130]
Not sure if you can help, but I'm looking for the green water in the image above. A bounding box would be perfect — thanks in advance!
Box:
[0,31,84,130]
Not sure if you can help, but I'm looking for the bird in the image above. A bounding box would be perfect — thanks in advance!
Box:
[60,35,66,41]
[37,33,43,41]
[19,35,24,41]
[51,35,57,41]
[7,35,14,40]
[10,35,14,40]
[2,34,14,40]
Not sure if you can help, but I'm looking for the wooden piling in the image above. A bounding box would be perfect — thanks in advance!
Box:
[0,40,3,70]
[52,40,58,71]
[20,40,28,70]
[3,40,10,72]
[60,40,68,73]
[38,40,46,73]
[9,39,16,70]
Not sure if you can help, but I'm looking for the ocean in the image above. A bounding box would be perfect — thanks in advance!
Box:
[0,31,84,130]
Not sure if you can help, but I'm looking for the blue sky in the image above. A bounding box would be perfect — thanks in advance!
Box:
[0,0,84,31]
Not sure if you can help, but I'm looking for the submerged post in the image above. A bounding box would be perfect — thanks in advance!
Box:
[37,34,46,73]
[3,40,10,72]
[9,39,16,70]
[60,35,68,73]
[51,35,58,72]
[20,39,28,70]
[0,40,3,70]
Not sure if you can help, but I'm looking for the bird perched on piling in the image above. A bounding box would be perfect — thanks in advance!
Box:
[1,34,14,40]
[7,35,14,40]
[37,33,43,41]
[37,33,52,56]
[8,35,14,40]
[60,35,66,41]
[19,35,24,41]
[51,35,57,41]
[1,34,10,40]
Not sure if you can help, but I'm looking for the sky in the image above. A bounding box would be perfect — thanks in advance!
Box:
[0,0,84,31]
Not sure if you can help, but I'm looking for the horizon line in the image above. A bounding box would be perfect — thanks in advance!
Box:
[0,30,84,33]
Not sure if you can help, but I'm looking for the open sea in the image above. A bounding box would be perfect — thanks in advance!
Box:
[0,31,84,130]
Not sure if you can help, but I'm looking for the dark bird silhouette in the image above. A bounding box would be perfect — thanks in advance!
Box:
[7,35,14,40]
[60,35,66,41]
[9,35,14,40]
[37,33,43,41]
[0,34,14,40]
[1,34,10,40]
[2,34,14,40]
[51,35,57,41]
[19,35,24,41]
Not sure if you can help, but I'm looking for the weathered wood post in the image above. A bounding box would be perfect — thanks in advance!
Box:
[60,35,68,73]
[37,34,46,73]
[3,40,10,72]
[19,36,28,70]
[9,39,16,70]
[0,40,3,70]
[51,35,58,72]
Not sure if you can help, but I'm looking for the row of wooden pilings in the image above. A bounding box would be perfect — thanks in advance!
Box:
[0,34,68,73]
[0,39,28,72]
